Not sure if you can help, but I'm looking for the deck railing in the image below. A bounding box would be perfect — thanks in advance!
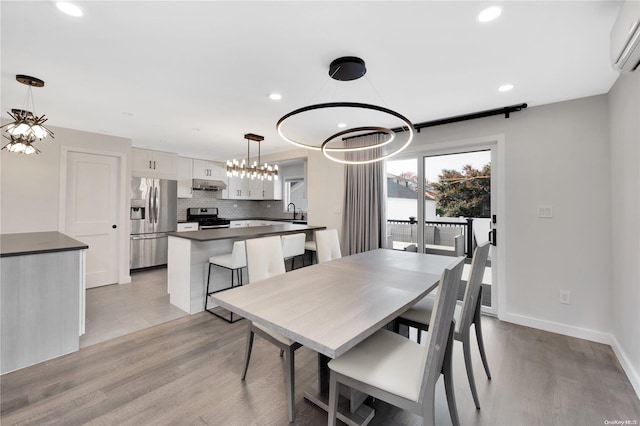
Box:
[387,218,475,258]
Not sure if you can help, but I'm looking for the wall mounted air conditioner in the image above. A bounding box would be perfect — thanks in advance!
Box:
[611,0,640,72]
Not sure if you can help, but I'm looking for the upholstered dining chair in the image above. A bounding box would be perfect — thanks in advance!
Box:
[327,256,466,426]
[281,233,306,271]
[314,229,341,263]
[395,241,492,409]
[242,235,302,423]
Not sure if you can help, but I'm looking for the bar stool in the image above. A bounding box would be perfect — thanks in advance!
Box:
[281,233,306,271]
[205,240,246,323]
[304,239,317,265]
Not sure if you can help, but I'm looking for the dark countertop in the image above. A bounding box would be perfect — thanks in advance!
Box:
[228,217,307,223]
[168,223,324,242]
[0,231,89,258]
[177,218,307,225]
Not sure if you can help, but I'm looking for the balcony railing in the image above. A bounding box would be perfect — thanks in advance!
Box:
[387,218,475,258]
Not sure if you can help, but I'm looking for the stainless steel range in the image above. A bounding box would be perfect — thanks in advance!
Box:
[186,207,230,229]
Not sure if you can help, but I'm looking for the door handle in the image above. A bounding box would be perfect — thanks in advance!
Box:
[112,224,117,229]
[154,187,159,223]
[149,160,152,169]
[489,229,496,246]
[153,160,156,169]
[148,190,153,224]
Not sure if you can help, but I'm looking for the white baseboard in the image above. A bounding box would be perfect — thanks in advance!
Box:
[611,335,640,400]
[500,312,612,344]
[500,312,640,400]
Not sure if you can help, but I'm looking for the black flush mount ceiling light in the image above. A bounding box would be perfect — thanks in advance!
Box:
[276,57,414,165]
[226,133,278,181]
[1,75,54,155]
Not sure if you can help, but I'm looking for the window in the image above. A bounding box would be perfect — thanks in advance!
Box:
[284,178,307,211]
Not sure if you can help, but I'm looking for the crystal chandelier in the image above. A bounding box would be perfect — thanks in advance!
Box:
[1,75,54,155]
[226,133,278,181]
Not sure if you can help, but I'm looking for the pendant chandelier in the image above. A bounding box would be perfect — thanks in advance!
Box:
[1,75,54,155]
[276,57,414,165]
[226,133,278,181]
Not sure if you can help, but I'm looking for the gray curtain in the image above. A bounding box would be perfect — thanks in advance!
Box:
[341,133,387,255]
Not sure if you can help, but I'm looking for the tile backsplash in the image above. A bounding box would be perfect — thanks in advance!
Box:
[177,190,295,221]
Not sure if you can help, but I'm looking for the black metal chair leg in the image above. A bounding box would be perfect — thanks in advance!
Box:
[204,263,213,310]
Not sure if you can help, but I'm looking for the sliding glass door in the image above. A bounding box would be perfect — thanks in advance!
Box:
[385,144,498,315]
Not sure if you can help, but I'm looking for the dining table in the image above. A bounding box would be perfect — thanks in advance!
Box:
[212,248,458,426]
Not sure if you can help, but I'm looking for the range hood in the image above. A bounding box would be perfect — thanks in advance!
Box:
[192,179,227,191]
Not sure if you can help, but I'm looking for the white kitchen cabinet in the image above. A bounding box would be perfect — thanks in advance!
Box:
[177,157,193,198]
[225,176,249,199]
[177,222,198,232]
[132,148,178,179]
[249,178,264,199]
[193,159,225,180]
[263,179,283,200]
[229,220,248,228]
[222,177,281,200]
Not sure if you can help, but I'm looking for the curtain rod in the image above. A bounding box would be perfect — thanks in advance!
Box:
[343,103,528,140]
[395,102,528,133]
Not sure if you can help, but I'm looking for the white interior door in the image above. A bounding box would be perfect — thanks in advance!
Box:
[66,152,120,288]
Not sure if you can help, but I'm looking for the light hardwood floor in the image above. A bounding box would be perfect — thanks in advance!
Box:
[80,268,188,348]
[2,310,639,425]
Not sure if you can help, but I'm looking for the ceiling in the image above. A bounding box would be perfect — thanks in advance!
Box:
[0,1,623,161]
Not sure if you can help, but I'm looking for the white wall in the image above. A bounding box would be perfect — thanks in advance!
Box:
[262,149,345,238]
[265,96,614,346]
[400,96,613,342]
[0,122,132,283]
[609,70,640,396]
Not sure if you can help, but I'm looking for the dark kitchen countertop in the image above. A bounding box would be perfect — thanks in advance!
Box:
[0,231,88,258]
[227,217,308,224]
[168,223,323,242]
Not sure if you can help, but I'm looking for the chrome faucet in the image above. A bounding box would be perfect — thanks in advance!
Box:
[287,203,297,220]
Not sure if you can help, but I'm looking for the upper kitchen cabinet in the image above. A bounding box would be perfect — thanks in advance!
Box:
[263,179,283,200]
[132,148,178,179]
[223,176,250,199]
[222,176,282,200]
[192,159,225,180]
[177,157,193,198]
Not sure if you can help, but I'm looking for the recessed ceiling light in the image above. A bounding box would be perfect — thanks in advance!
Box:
[478,6,501,23]
[268,93,282,101]
[55,2,83,17]
[498,84,514,92]
[337,123,347,128]
[192,127,200,132]
[122,112,134,117]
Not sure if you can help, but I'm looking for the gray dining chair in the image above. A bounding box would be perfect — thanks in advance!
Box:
[242,235,302,423]
[315,229,341,263]
[327,256,465,426]
[395,241,492,409]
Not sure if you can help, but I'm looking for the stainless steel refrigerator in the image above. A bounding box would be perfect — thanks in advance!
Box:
[130,178,177,269]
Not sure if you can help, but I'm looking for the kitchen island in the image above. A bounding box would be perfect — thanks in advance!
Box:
[1,231,87,374]
[167,223,325,314]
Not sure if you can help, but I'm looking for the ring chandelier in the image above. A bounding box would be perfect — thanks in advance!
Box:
[275,57,414,165]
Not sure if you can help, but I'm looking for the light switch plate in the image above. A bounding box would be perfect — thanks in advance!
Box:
[537,205,553,218]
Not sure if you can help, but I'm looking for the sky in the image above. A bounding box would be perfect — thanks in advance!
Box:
[387,150,491,183]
